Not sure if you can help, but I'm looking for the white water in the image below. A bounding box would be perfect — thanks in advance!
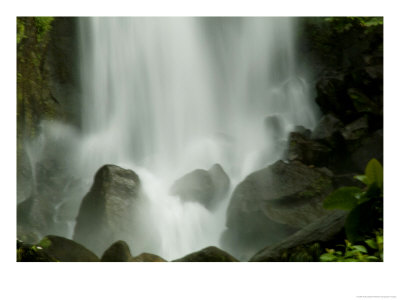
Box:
[28,17,319,260]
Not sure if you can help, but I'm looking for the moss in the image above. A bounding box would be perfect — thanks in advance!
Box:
[280,242,324,262]
[299,176,331,198]
[38,237,52,249]
[34,17,54,42]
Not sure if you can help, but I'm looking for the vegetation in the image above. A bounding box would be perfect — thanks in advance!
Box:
[324,17,383,33]
[320,158,383,261]
[17,17,56,144]
[320,230,383,262]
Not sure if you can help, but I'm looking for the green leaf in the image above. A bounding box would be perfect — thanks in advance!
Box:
[320,253,337,262]
[365,158,383,190]
[352,245,368,253]
[323,187,363,210]
[365,239,378,249]
[366,256,379,262]
[354,175,368,185]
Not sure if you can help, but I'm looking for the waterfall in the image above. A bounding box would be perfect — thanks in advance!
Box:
[21,17,319,260]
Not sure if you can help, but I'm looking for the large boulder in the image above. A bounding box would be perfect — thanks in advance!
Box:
[249,211,347,262]
[227,160,334,229]
[170,164,230,210]
[173,246,238,262]
[73,164,145,256]
[130,253,167,262]
[223,160,334,260]
[36,235,99,262]
[101,240,133,262]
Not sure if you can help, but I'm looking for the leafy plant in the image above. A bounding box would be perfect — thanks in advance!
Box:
[320,230,383,262]
[324,17,383,33]
[323,158,383,243]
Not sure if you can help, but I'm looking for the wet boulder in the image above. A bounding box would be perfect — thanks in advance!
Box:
[73,164,145,256]
[173,246,238,262]
[170,163,230,210]
[249,211,347,262]
[101,240,133,262]
[36,235,99,262]
[227,160,334,230]
[130,253,167,262]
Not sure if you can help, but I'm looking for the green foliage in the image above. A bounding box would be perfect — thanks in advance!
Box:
[324,17,383,33]
[320,230,383,262]
[323,158,383,243]
[365,158,383,190]
[17,18,25,44]
[323,186,364,210]
[34,17,54,42]
[38,237,52,249]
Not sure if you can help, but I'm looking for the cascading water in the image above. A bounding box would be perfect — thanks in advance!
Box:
[22,17,319,260]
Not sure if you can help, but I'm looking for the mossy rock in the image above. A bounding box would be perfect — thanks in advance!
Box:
[38,235,100,262]
[101,240,133,262]
[173,246,238,262]
[130,253,167,262]
[17,240,58,262]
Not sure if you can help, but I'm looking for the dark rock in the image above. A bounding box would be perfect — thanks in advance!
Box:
[347,88,379,115]
[170,164,230,210]
[73,164,144,256]
[287,131,333,167]
[311,114,344,147]
[130,253,167,262]
[293,125,312,138]
[349,129,383,172]
[227,160,334,230]
[101,240,133,262]
[173,246,238,262]
[37,235,99,262]
[332,173,365,189]
[223,160,334,260]
[315,74,350,117]
[249,211,348,262]
[341,115,369,141]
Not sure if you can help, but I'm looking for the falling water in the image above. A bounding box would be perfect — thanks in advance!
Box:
[24,17,319,260]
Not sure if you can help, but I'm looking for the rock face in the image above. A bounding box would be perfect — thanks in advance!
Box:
[223,160,334,260]
[73,164,144,256]
[249,211,348,262]
[173,246,238,262]
[170,164,230,210]
[37,235,99,262]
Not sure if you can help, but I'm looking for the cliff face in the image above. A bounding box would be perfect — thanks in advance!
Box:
[17,17,80,203]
